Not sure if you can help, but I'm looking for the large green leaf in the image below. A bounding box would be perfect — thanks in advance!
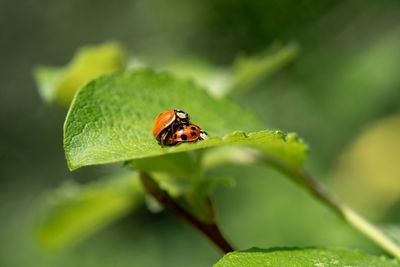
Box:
[64,69,307,170]
[36,172,143,250]
[34,42,125,106]
[65,69,260,168]
[214,247,399,267]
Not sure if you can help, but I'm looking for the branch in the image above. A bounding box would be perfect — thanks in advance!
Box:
[139,172,234,254]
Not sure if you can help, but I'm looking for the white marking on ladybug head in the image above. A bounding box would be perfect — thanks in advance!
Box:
[176,110,190,120]
[199,131,208,140]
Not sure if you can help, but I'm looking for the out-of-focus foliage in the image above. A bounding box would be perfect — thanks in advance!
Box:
[229,43,298,95]
[37,172,143,250]
[214,247,400,267]
[331,115,400,217]
[384,225,400,246]
[34,42,125,106]
[159,43,298,97]
[2,0,400,266]
[37,41,297,106]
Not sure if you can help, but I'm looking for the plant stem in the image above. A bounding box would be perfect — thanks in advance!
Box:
[270,159,400,260]
[139,172,234,254]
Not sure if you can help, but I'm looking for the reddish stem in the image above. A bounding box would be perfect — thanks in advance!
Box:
[139,172,234,254]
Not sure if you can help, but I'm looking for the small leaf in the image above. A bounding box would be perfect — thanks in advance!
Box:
[185,176,235,223]
[64,69,263,170]
[34,67,64,103]
[36,172,143,250]
[34,42,125,106]
[214,247,400,267]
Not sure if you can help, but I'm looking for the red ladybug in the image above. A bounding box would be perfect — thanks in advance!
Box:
[152,109,190,145]
[164,124,208,146]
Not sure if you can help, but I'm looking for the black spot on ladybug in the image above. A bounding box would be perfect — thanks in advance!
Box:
[190,131,196,136]
[191,126,196,130]
[181,134,188,140]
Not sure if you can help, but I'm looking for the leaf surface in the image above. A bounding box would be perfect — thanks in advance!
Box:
[64,69,266,169]
[214,247,399,267]
[64,70,306,170]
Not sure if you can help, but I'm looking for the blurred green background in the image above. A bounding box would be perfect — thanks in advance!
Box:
[1,0,400,266]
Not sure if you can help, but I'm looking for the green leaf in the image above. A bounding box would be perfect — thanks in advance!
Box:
[214,247,400,267]
[158,43,298,97]
[229,43,299,94]
[36,172,143,250]
[33,66,65,104]
[64,69,267,170]
[34,42,125,106]
[158,57,231,97]
[184,175,235,222]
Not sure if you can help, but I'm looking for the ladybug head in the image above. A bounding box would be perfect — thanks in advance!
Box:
[175,110,190,121]
[199,130,208,140]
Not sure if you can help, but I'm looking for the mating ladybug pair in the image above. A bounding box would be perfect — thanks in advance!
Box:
[152,109,208,147]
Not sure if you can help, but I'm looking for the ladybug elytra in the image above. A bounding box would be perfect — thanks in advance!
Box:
[165,124,208,146]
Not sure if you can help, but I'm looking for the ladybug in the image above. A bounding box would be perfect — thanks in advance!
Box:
[152,109,190,145]
[164,124,208,146]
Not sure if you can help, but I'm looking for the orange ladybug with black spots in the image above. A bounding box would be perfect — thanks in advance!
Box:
[165,124,208,146]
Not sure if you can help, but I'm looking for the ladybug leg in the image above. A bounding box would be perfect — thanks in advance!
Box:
[171,122,178,134]
[160,130,169,148]
[172,141,182,147]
